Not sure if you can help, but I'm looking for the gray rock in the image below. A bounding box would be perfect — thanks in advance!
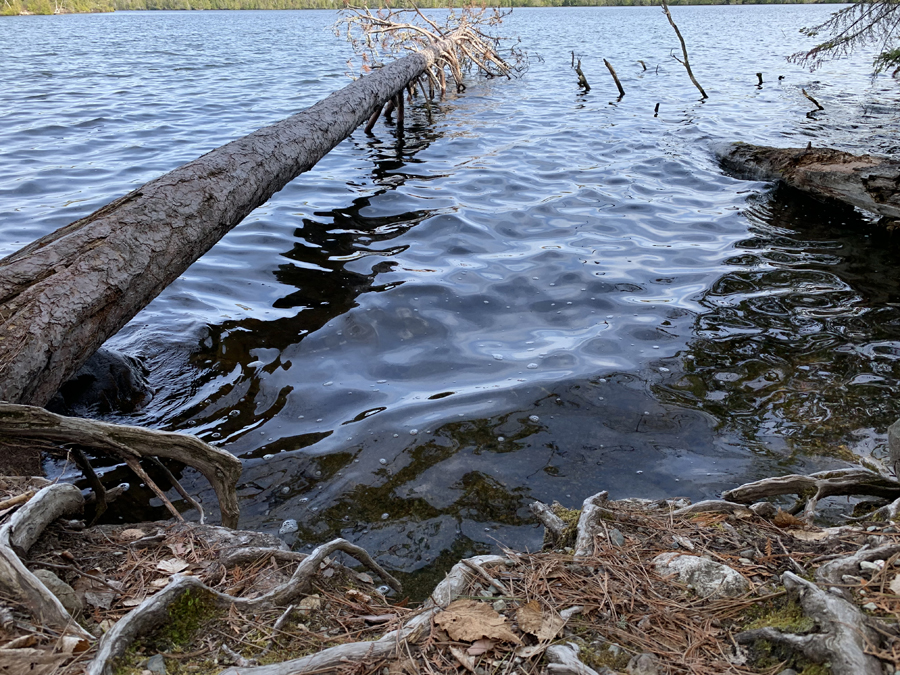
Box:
[653,552,750,599]
[749,502,777,518]
[31,569,82,616]
[889,418,900,478]
[776,670,798,675]
[279,519,299,535]
[627,652,658,675]
[609,528,625,547]
[146,654,166,674]
[492,599,507,612]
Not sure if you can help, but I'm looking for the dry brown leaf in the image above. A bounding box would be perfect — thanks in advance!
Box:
[0,648,65,675]
[118,528,146,541]
[449,645,477,673]
[786,529,828,542]
[516,600,565,642]
[516,600,543,635]
[515,644,547,659]
[773,510,805,529]
[157,558,189,574]
[466,638,494,656]
[434,599,522,644]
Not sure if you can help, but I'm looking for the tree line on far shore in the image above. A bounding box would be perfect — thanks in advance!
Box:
[2,0,842,18]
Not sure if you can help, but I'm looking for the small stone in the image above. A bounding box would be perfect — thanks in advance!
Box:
[739,549,756,560]
[867,525,879,532]
[749,502,777,518]
[279,519,298,535]
[146,654,166,675]
[609,528,626,547]
[775,669,798,675]
[608,644,623,657]
[492,599,507,612]
[627,652,658,675]
[298,595,323,614]
[860,560,884,571]
[32,569,82,616]
[738,558,753,565]
[142,671,153,675]
[863,602,878,611]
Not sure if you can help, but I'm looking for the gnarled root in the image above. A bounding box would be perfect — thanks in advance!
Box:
[722,468,900,523]
[0,403,241,527]
[735,571,882,675]
[529,501,567,547]
[215,554,509,675]
[0,483,93,640]
[86,538,404,675]
[574,491,608,558]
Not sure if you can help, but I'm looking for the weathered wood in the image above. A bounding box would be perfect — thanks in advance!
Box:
[0,483,94,640]
[0,37,454,408]
[718,142,900,222]
[87,537,405,675]
[0,403,242,527]
[722,467,900,523]
[736,571,882,675]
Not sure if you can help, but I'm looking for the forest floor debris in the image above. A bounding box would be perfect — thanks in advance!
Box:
[3,476,900,675]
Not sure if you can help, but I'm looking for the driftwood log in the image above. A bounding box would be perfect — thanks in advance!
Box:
[718,142,900,223]
[0,37,463,408]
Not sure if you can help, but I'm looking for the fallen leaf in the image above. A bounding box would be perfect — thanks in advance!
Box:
[322,567,335,579]
[156,558,189,574]
[785,529,828,542]
[773,510,805,529]
[434,599,521,644]
[673,534,695,551]
[516,600,543,635]
[1,635,37,650]
[361,614,396,624]
[890,574,900,596]
[355,572,374,585]
[119,528,146,541]
[122,597,145,607]
[346,589,372,604]
[0,648,65,675]
[84,590,116,610]
[57,637,90,654]
[466,638,494,656]
[515,644,547,659]
[449,646,477,674]
[516,600,565,642]
[150,578,170,588]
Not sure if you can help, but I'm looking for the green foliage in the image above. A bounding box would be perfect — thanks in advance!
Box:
[791,0,900,76]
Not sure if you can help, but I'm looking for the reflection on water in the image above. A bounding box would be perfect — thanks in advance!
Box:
[2,6,900,594]
[658,186,900,465]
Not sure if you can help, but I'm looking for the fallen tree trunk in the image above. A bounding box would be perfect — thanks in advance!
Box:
[0,37,458,407]
[717,142,900,223]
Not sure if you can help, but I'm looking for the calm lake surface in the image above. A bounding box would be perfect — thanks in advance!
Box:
[3,5,900,593]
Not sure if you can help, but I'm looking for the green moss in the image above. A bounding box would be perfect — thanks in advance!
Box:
[548,502,580,549]
[161,588,220,647]
[568,638,631,672]
[744,596,815,634]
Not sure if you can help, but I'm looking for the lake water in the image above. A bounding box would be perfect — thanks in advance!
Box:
[3,5,900,593]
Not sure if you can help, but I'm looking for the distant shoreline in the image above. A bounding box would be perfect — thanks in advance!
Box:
[2,0,845,18]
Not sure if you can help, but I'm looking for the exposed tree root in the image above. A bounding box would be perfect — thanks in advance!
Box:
[529,501,567,546]
[722,468,900,522]
[0,483,93,639]
[735,571,882,675]
[574,491,609,558]
[671,499,754,518]
[0,403,241,527]
[86,538,404,675]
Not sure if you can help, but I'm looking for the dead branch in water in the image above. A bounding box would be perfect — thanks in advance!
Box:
[337,5,525,101]
[604,58,625,98]
[660,0,707,99]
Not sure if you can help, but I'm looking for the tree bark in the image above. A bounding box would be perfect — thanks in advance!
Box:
[718,142,900,223]
[0,37,453,407]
